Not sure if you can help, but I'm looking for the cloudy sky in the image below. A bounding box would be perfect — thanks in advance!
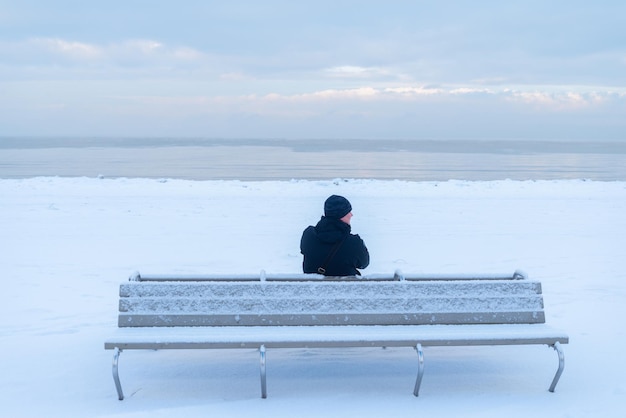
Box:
[1,1,625,140]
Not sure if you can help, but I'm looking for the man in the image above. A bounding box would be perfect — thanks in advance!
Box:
[300,195,370,277]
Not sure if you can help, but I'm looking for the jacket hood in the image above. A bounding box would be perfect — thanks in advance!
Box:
[313,216,351,243]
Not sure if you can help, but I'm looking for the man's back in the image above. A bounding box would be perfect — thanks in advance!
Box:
[300,195,369,276]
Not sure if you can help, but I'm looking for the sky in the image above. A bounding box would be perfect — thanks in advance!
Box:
[0,1,625,140]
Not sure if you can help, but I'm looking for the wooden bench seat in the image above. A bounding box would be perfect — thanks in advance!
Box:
[104,270,568,400]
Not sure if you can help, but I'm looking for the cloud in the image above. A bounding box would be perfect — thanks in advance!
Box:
[291,87,380,101]
[34,38,103,60]
[109,84,624,121]
[323,65,394,79]
[384,86,444,96]
[3,35,625,128]
[113,40,163,55]
[449,87,495,95]
[504,90,615,111]
[1,37,207,68]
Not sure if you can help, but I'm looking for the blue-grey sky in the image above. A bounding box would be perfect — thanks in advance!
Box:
[1,1,625,140]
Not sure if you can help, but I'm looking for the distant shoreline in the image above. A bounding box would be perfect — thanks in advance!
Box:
[2,138,625,181]
[2,137,626,154]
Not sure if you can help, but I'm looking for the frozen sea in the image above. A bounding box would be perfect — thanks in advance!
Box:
[1,137,626,180]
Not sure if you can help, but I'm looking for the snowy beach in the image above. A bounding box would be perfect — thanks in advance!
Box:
[1,177,625,417]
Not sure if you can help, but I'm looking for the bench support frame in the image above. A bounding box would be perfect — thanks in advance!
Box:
[260,345,267,398]
[112,347,124,401]
[413,343,425,396]
[549,342,565,393]
[110,341,565,400]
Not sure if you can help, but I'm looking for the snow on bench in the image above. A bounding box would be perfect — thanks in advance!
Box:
[104,270,568,400]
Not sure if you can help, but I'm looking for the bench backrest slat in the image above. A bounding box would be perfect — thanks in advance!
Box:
[119,281,541,297]
[117,279,547,328]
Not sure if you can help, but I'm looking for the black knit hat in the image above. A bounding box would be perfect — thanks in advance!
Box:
[324,195,352,219]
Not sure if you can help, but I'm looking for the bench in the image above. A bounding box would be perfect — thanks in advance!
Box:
[104,270,568,400]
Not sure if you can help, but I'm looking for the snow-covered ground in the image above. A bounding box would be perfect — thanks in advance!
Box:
[1,177,625,417]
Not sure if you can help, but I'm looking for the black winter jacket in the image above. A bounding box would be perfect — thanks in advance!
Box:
[300,216,370,276]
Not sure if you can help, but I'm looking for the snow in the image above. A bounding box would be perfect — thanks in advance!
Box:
[1,177,625,417]
[105,324,568,347]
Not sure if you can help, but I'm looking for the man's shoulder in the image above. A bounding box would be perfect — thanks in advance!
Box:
[348,233,366,244]
[301,225,316,239]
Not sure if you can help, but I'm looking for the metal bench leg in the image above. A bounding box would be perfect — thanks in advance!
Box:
[413,343,424,396]
[548,342,565,392]
[112,347,124,400]
[260,345,267,399]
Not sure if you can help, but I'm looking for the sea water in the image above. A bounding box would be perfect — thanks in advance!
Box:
[1,137,625,181]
